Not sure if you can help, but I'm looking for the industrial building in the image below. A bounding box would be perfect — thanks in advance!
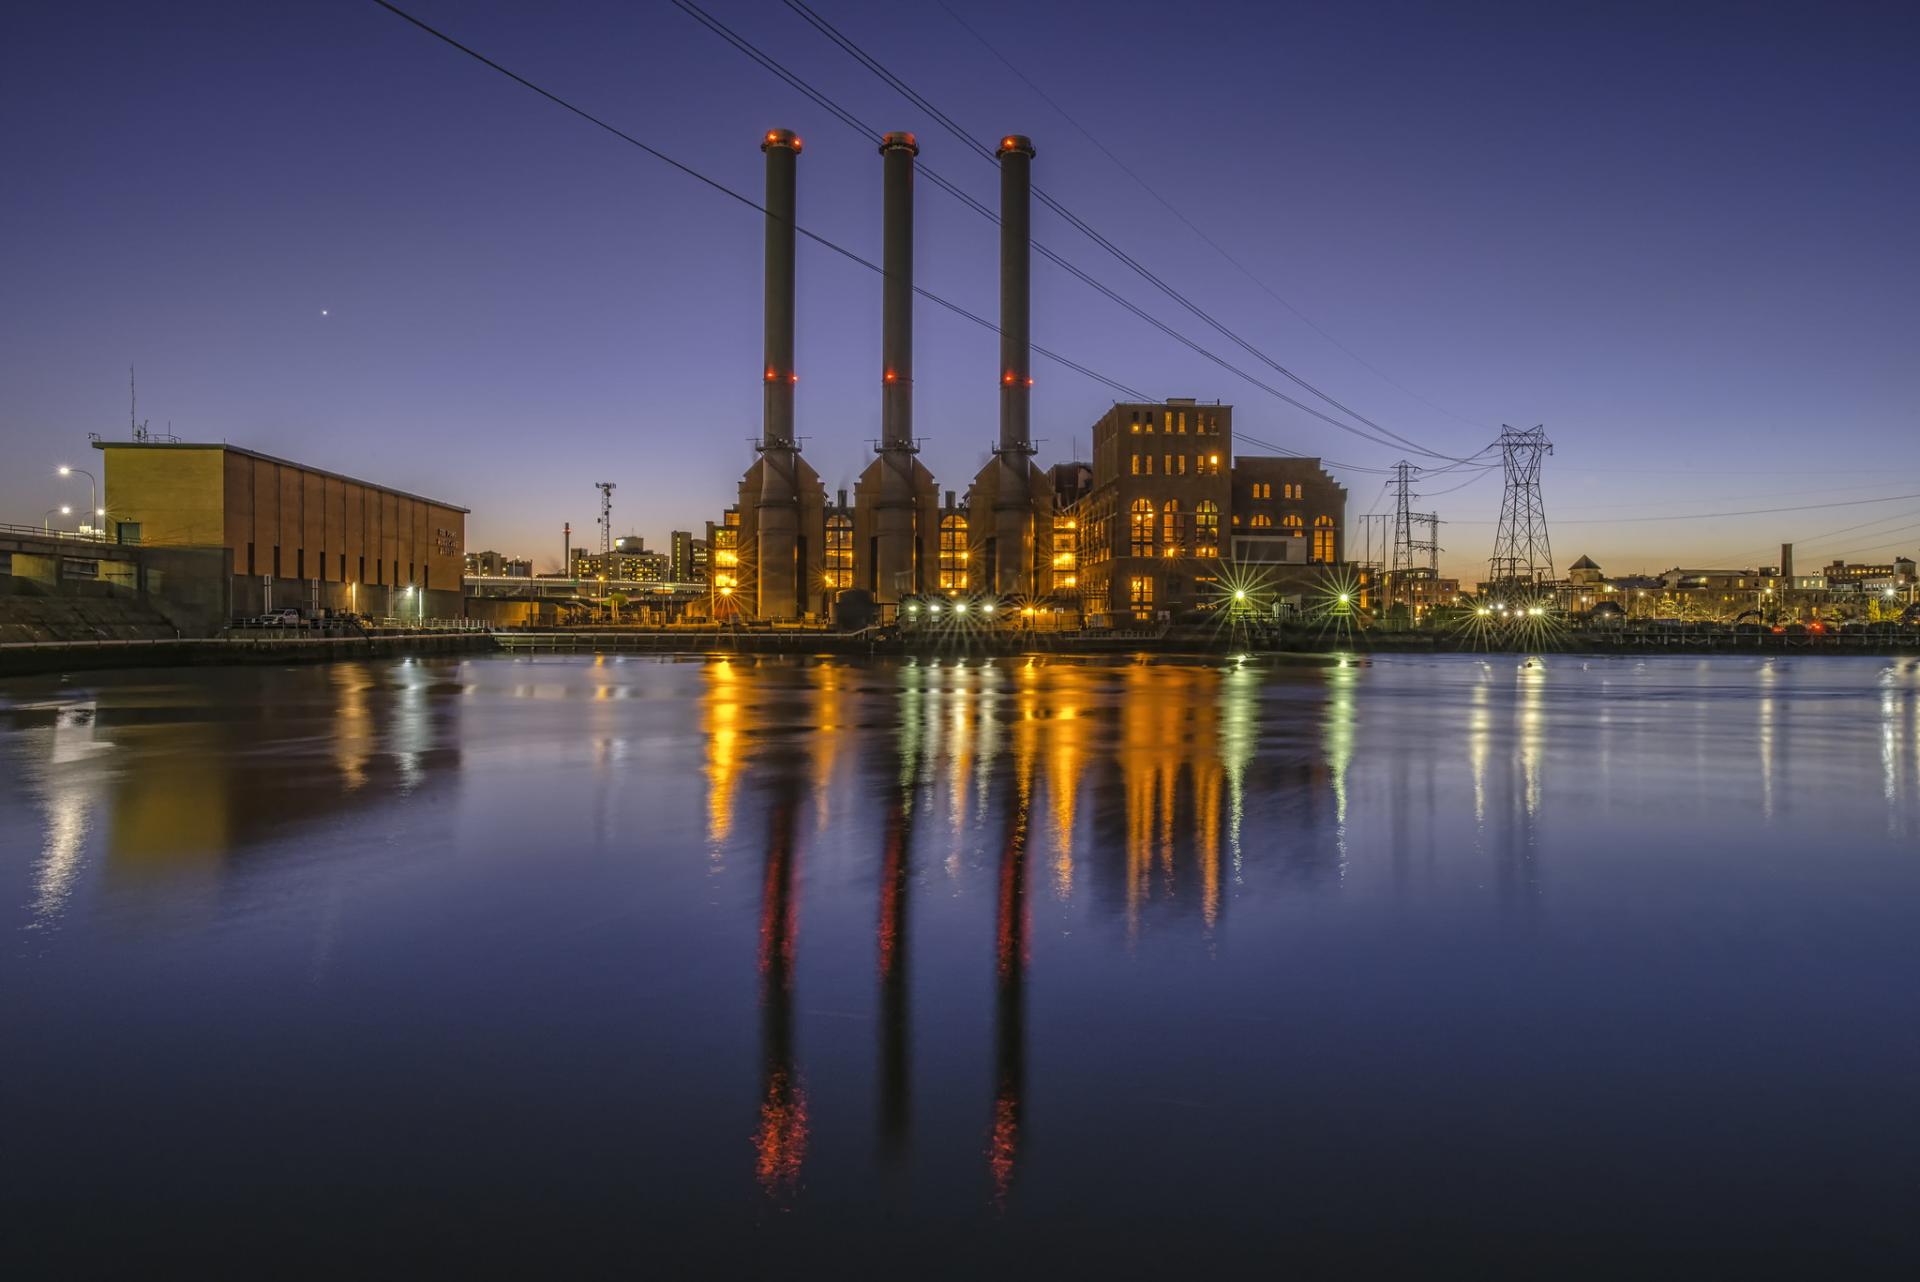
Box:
[466,550,531,578]
[714,125,1349,626]
[94,440,467,619]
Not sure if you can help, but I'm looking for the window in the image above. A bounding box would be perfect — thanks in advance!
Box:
[1204,454,1221,476]
[339,553,346,581]
[1251,514,1273,528]
[1313,515,1336,563]
[1164,454,1173,475]
[247,542,256,575]
[117,521,142,546]
[273,545,281,577]
[1146,454,1155,475]
[358,555,365,583]
[1195,501,1219,556]
[825,514,853,589]
[1131,453,1141,475]
[297,548,305,580]
[1283,514,1304,537]
[1176,454,1187,476]
[1129,575,1154,620]
[1176,413,1187,434]
[1130,498,1155,557]
[1162,500,1183,557]
[939,513,968,590]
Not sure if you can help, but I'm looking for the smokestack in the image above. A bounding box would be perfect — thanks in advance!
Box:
[996,135,1035,455]
[564,522,571,576]
[1781,542,1794,582]
[874,132,920,603]
[880,132,917,449]
[757,128,803,619]
[992,135,1037,596]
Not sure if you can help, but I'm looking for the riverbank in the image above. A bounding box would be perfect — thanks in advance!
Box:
[7,624,1918,676]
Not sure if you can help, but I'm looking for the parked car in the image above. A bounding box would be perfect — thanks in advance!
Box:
[254,608,304,627]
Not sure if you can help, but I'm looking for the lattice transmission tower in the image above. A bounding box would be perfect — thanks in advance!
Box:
[1487,425,1554,590]
[595,482,617,560]
[1390,461,1418,581]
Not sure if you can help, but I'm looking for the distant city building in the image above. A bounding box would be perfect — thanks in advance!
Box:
[571,535,666,583]
[668,530,707,583]
[466,549,531,577]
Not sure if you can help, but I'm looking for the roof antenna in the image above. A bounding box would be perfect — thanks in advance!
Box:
[130,364,151,442]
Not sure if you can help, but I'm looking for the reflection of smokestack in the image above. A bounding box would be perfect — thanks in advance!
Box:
[754,769,807,1196]
[993,135,1036,595]
[873,132,919,601]
[758,128,803,619]
[988,767,1031,1204]
[877,780,913,1157]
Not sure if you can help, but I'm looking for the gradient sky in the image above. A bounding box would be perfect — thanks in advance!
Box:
[4,0,1916,578]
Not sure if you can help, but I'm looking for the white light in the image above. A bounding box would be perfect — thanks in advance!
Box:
[58,465,72,476]
[982,603,994,614]
[1337,593,1350,604]
[955,602,969,615]
[1233,588,1246,601]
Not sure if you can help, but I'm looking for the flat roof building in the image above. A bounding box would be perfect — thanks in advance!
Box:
[95,441,468,619]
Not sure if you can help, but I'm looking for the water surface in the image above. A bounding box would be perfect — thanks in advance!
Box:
[4,654,1917,1274]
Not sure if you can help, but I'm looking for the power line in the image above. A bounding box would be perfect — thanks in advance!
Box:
[672,0,1460,464]
[778,0,1474,464]
[366,0,1148,401]
[1452,491,1920,525]
[930,0,1493,435]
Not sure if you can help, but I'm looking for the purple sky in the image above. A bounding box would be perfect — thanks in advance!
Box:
[4,0,1916,579]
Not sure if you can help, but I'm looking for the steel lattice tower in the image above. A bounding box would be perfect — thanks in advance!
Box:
[1390,461,1418,582]
[595,481,616,560]
[1487,425,1554,591]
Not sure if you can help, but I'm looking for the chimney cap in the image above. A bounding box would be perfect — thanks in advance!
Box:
[879,130,919,155]
[996,134,1036,158]
[761,128,803,154]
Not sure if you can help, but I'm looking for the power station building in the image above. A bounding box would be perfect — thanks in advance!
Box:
[717,126,1345,625]
[94,440,467,619]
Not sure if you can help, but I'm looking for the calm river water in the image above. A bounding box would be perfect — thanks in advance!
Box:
[4,654,1917,1275]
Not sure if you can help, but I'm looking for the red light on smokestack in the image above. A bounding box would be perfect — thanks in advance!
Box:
[789,372,799,382]
[884,370,896,382]
[1002,371,1014,384]
[1026,377,1034,386]
[765,368,776,381]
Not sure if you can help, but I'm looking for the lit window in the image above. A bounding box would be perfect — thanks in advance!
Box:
[1162,500,1183,557]
[1130,498,1154,558]
[1283,514,1304,536]
[1313,515,1335,563]
[1130,574,1154,620]
[1195,500,1219,557]
[1251,515,1272,528]
[825,514,853,589]
[939,513,969,590]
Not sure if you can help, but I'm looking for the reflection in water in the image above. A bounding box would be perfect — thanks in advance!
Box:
[876,670,927,1160]
[989,686,1036,1205]
[703,660,741,848]
[12,654,1920,1265]
[753,755,807,1198]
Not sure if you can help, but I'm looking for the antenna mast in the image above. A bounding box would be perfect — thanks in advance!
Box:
[595,482,616,561]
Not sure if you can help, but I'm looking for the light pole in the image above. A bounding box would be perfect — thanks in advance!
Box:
[58,467,99,539]
[43,505,72,535]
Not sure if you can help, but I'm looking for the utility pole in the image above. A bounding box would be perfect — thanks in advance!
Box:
[1487,424,1554,597]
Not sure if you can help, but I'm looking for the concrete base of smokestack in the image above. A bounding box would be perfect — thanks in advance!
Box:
[993,459,1032,596]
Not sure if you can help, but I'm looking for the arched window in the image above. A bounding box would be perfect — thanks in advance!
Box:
[1162,500,1183,557]
[939,513,968,591]
[1195,501,1219,557]
[824,514,853,589]
[1130,498,1155,557]
[1282,514,1304,537]
[1312,515,1336,563]
[1250,514,1273,528]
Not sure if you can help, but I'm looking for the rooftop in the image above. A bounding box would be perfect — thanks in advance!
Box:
[94,440,469,513]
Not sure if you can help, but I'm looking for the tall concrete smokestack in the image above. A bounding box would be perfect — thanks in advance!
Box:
[993,134,1037,595]
[1781,542,1794,582]
[758,128,803,619]
[873,131,919,600]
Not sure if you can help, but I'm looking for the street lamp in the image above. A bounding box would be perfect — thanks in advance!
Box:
[58,466,99,539]
[43,505,72,534]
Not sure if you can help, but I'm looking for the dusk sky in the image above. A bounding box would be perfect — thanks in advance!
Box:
[5,0,1916,578]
